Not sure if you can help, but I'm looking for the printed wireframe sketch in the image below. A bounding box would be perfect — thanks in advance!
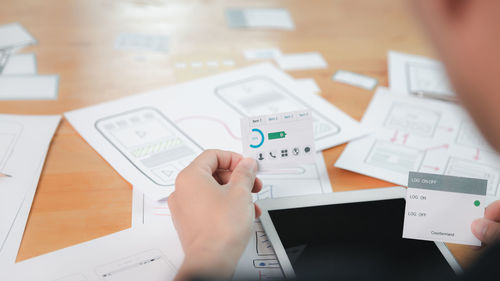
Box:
[95,108,203,187]
[215,77,341,141]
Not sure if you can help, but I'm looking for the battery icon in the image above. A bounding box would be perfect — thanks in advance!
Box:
[268,131,287,140]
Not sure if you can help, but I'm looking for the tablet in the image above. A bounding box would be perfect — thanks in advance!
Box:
[258,187,461,280]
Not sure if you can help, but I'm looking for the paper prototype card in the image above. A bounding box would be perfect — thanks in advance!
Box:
[114,32,169,52]
[332,70,377,90]
[0,23,37,50]
[226,8,294,30]
[241,110,315,170]
[403,172,486,246]
[276,52,328,71]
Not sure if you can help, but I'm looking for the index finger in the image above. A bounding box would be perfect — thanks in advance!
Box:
[190,149,244,175]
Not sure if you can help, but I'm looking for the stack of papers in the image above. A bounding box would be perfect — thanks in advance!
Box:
[0,115,61,267]
[0,23,59,100]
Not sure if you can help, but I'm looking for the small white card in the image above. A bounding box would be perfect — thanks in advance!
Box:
[240,110,315,170]
[114,32,169,52]
[2,53,37,75]
[0,75,59,100]
[243,48,282,60]
[403,172,486,246]
[332,70,377,90]
[226,8,295,30]
[276,52,328,71]
[0,23,36,50]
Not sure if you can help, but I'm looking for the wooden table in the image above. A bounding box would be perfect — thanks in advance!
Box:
[0,0,481,268]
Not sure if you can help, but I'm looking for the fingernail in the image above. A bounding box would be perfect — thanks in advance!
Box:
[240,158,257,171]
[473,219,488,238]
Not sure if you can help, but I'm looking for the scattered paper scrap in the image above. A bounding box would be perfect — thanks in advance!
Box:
[0,23,36,50]
[0,75,59,100]
[244,48,282,60]
[114,32,169,52]
[226,8,294,30]
[2,53,37,75]
[174,60,235,69]
[332,70,377,90]
[276,52,328,71]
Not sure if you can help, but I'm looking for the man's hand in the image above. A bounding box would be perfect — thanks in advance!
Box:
[168,150,262,281]
[472,200,500,245]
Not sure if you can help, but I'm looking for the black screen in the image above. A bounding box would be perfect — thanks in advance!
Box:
[269,198,457,281]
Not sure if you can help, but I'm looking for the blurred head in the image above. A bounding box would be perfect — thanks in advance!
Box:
[412,0,500,153]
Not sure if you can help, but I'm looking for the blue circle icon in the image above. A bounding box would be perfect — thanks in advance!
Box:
[249,128,264,148]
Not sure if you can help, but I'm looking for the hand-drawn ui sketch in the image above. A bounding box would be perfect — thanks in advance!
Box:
[336,87,500,197]
[96,108,203,187]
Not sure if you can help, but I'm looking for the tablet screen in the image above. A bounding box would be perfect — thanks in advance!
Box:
[269,198,457,280]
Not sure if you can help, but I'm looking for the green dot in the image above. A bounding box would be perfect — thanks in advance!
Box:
[474,200,481,207]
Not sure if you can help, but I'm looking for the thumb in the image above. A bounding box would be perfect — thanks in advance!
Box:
[229,158,257,193]
[472,218,500,244]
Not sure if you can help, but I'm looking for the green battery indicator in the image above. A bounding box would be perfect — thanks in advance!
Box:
[268,131,287,140]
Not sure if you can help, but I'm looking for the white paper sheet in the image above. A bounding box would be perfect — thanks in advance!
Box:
[2,53,37,75]
[0,23,36,50]
[66,63,365,200]
[131,152,332,280]
[226,9,294,30]
[388,51,454,97]
[276,52,328,71]
[244,48,282,60]
[336,87,500,197]
[1,222,184,281]
[0,75,59,100]
[0,115,61,267]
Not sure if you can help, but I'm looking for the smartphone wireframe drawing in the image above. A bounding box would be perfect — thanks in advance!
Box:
[0,121,23,170]
[215,77,340,141]
[95,107,203,187]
